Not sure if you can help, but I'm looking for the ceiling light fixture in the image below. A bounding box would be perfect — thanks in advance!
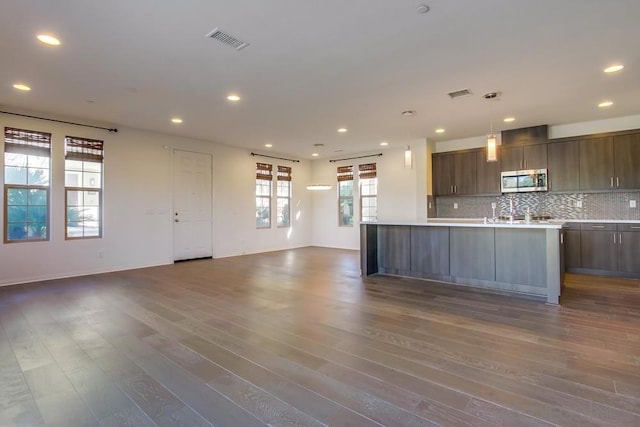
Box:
[227,94,240,101]
[37,34,61,46]
[483,92,500,162]
[604,64,624,73]
[264,143,273,148]
[171,117,183,124]
[598,101,613,108]
[311,153,319,157]
[435,128,445,134]
[503,117,515,123]
[417,4,430,14]
[337,127,348,133]
[380,141,389,146]
[12,83,31,91]
[306,184,332,191]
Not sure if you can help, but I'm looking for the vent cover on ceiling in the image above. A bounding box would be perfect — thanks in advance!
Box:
[447,89,472,99]
[206,28,250,50]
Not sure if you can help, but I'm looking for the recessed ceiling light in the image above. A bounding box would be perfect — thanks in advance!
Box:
[37,34,61,46]
[12,83,31,91]
[416,4,430,14]
[503,117,516,123]
[604,64,624,73]
[264,143,272,148]
[337,128,348,133]
[435,128,445,134]
[598,101,613,108]
[380,141,389,146]
[227,94,240,101]
[171,117,183,124]
[312,153,319,157]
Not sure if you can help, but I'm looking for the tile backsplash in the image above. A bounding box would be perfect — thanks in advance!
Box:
[435,191,640,220]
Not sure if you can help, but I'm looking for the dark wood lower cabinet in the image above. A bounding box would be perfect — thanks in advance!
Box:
[377,225,411,272]
[565,222,640,278]
[619,229,640,274]
[580,228,618,271]
[410,226,450,275]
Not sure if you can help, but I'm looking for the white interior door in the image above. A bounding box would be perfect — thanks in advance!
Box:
[173,150,213,261]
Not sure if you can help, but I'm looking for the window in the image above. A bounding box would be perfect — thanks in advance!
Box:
[3,127,51,242]
[65,136,104,239]
[276,166,292,228]
[359,163,377,222]
[256,163,272,228]
[337,165,354,227]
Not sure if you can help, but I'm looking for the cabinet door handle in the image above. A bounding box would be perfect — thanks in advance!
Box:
[616,177,620,187]
[619,233,622,245]
[591,225,606,229]
[631,226,640,230]
[560,233,564,244]
[613,233,616,244]
[610,177,614,187]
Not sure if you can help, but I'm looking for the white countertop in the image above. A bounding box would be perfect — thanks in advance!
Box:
[364,218,640,229]
[367,219,565,229]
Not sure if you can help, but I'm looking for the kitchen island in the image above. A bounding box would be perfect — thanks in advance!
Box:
[360,219,565,304]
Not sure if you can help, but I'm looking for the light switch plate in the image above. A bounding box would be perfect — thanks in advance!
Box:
[575,201,583,208]
[631,200,637,208]
[453,203,458,209]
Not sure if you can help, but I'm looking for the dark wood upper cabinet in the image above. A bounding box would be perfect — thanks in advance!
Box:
[579,136,614,190]
[432,153,454,196]
[453,151,477,195]
[548,139,580,191]
[476,148,501,195]
[501,125,548,146]
[500,144,547,170]
[614,133,640,189]
[432,151,476,196]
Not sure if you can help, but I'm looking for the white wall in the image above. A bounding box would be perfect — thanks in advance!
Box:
[0,113,312,286]
[310,141,427,250]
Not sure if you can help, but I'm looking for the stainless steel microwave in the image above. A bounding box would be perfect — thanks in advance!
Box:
[501,169,548,193]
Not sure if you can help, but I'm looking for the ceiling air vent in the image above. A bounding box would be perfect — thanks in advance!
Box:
[206,28,250,51]
[447,89,472,99]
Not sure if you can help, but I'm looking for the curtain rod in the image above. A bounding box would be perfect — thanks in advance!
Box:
[250,152,300,163]
[0,110,118,133]
[329,153,382,163]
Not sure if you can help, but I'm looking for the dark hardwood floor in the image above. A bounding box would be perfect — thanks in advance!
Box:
[1,247,639,426]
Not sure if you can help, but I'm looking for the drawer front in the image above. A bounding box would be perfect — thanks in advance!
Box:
[617,223,640,232]
[581,223,617,231]
[563,222,582,231]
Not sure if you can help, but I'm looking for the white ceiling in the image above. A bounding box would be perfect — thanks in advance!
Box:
[1,0,639,159]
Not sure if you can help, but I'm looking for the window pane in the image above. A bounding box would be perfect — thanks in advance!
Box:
[28,155,50,168]
[65,170,83,187]
[84,221,100,237]
[5,166,27,185]
[84,172,101,188]
[7,206,26,222]
[67,190,83,206]
[84,191,100,207]
[4,153,27,167]
[27,206,47,222]
[7,188,27,205]
[277,198,290,227]
[28,189,48,205]
[27,168,50,185]
[83,161,102,173]
[7,223,27,240]
[65,159,84,172]
[339,181,353,197]
[27,223,47,239]
[82,207,100,221]
[339,198,354,226]
[67,222,83,238]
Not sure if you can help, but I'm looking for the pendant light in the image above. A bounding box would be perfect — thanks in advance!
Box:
[483,92,500,162]
[401,110,415,169]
